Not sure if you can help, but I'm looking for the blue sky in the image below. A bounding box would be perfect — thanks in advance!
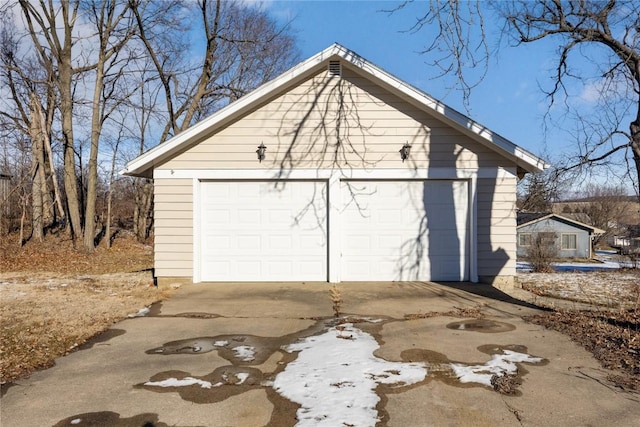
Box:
[261,1,603,168]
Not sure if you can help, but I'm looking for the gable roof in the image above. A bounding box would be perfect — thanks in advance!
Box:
[517,212,605,234]
[122,43,548,178]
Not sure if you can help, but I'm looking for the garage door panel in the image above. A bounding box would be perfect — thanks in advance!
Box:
[200,181,327,281]
[341,180,468,281]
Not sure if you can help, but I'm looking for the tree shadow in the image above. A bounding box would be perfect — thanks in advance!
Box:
[215,47,512,284]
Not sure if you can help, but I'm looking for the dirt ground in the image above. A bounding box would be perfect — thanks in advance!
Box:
[0,233,172,384]
[1,234,638,391]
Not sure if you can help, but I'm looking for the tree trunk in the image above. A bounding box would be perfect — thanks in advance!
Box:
[134,179,153,241]
[41,83,65,224]
[83,58,106,251]
[29,94,45,242]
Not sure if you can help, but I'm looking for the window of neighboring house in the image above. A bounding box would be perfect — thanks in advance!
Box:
[561,233,577,250]
[519,232,532,247]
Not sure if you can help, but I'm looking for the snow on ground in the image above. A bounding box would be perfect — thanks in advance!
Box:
[273,323,427,427]
[144,377,218,389]
[127,306,150,318]
[141,322,545,427]
[517,251,639,273]
[232,345,256,362]
[451,350,543,387]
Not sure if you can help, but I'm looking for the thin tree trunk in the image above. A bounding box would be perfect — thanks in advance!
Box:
[29,94,44,242]
[105,132,121,249]
[19,196,26,246]
[40,86,65,223]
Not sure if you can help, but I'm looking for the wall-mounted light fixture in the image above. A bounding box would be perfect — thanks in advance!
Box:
[256,142,266,163]
[399,142,411,162]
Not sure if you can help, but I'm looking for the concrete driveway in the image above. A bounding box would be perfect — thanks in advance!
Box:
[2,281,639,426]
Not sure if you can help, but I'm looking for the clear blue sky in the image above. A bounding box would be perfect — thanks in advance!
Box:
[261,0,597,167]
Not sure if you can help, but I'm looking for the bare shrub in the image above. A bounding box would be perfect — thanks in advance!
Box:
[527,232,557,272]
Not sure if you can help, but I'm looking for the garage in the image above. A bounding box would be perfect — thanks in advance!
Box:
[199,180,328,281]
[124,45,547,285]
[341,180,469,281]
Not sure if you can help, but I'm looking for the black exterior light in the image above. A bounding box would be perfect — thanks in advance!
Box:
[399,142,411,162]
[256,142,266,162]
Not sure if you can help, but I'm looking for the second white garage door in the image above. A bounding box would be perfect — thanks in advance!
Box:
[200,181,328,281]
[341,180,469,281]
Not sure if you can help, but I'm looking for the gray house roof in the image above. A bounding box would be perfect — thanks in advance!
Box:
[516,212,605,234]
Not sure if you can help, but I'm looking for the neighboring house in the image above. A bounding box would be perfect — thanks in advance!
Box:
[516,212,605,259]
[611,235,640,254]
[123,44,546,286]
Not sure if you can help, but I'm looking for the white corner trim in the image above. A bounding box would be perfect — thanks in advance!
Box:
[469,176,479,283]
[192,178,202,284]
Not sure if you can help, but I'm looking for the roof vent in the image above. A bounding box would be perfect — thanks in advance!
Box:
[328,60,342,77]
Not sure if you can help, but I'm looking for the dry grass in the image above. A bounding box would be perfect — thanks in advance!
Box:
[525,308,639,390]
[519,271,640,309]
[520,271,640,391]
[0,233,171,384]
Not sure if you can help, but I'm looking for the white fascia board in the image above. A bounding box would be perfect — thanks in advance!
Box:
[153,167,517,180]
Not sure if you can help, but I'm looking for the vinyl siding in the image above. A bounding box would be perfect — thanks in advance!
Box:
[477,176,517,278]
[153,65,520,282]
[160,67,511,172]
[154,178,193,277]
[516,219,592,258]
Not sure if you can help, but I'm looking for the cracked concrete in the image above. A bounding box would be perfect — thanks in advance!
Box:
[1,281,639,426]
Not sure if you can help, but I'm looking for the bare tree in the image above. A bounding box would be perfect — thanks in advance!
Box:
[398,0,640,197]
[4,0,299,246]
[392,0,490,109]
[131,0,299,139]
[80,0,137,251]
[127,0,299,240]
[0,9,63,240]
[517,169,562,212]
[578,184,631,245]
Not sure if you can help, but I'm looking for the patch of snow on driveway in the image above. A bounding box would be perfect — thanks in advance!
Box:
[144,377,216,389]
[273,323,426,427]
[451,350,543,386]
[232,345,256,361]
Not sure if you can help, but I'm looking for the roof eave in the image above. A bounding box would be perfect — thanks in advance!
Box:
[122,44,345,178]
[122,43,548,177]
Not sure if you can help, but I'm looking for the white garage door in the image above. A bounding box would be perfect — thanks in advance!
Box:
[200,181,327,281]
[341,180,469,281]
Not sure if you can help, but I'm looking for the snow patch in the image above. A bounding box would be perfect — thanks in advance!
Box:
[127,306,150,318]
[233,345,256,361]
[273,323,426,427]
[451,350,543,387]
[144,377,213,389]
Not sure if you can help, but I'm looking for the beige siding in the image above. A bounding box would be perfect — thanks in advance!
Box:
[160,67,511,172]
[152,63,520,283]
[477,176,516,279]
[154,178,193,277]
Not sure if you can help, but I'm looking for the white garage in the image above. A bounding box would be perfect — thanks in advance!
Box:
[199,180,328,281]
